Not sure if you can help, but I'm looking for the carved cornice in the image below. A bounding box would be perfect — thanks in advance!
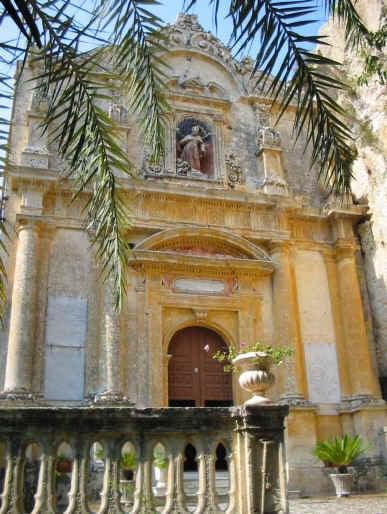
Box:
[135,227,272,262]
[130,249,274,276]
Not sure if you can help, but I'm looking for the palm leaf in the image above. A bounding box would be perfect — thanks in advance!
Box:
[0,0,168,310]
[186,0,372,193]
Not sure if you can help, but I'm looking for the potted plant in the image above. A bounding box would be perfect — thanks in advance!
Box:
[312,434,369,497]
[153,448,168,495]
[120,452,136,481]
[213,341,293,406]
[55,454,72,474]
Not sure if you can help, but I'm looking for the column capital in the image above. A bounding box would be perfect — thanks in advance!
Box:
[15,218,57,243]
[268,239,291,255]
[334,239,358,261]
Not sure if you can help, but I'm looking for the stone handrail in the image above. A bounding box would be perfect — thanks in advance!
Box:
[0,405,288,514]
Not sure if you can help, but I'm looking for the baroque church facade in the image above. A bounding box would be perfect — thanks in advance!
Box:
[0,13,386,494]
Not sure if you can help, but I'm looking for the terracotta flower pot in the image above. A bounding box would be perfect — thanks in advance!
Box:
[232,351,275,406]
[56,459,72,474]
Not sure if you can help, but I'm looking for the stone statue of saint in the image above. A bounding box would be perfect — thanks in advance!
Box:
[178,125,207,173]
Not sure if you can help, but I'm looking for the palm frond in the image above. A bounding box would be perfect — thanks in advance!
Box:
[0,0,168,309]
[97,0,169,161]
[186,0,371,193]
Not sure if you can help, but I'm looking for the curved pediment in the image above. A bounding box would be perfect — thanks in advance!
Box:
[134,228,272,263]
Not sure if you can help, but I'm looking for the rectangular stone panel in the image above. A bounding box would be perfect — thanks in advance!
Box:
[45,295,87,348]
[44,346,84,400]
[174,278,224,294]
[304,343,341,403]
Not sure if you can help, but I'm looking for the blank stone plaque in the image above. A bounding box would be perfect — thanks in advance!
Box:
[304,343,341,403]
[44,295,87,400]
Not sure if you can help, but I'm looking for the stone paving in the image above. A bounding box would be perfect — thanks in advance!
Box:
[290,493,387,513]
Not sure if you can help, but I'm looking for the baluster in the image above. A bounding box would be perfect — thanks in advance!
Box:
[66,437,90,514]
[131,437,152,514]
[99,439,123,514]
[0,438,23,514]
[163,437,188,514]
[195,438,220,514]
[225,448,236,514]
[32,437,55,513]
[0,439,24,514]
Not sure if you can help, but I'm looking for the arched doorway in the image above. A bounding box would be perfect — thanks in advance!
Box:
[168,327,233,407]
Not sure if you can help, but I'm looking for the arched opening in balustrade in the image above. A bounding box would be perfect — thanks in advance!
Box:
[0,441,6,509]
[119,441,137,512]
[152,442,168,512]
[55,441,73,513]
[215,442,230,511]
[86,441,105,513]
[168,326,233,407]
[183,443,199,512]
[23,443,41,513]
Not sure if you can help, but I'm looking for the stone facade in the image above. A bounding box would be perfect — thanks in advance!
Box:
[0,13,386,496]
[318,0,387,384]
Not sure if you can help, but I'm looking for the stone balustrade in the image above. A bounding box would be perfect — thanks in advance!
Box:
[0,405,288,514]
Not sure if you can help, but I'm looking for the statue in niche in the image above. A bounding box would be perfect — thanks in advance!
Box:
[176,118,214,176]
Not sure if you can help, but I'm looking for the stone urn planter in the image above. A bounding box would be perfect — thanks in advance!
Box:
[329,472,354,497]
[232,351,275,406]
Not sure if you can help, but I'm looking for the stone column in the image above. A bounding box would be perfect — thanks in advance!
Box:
[335,241,381,398]
[270,241,306,401]
[95,280,124,402]
[233,405,289,514]
[3,219,40,398]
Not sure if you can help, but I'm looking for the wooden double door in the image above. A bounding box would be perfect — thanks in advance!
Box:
[168,327,233,407]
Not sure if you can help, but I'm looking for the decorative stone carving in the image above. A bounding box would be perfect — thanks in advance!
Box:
[225,153,243,187]
[176,158,191,176]
[167,75,228,99]
[30,85,49,113]
[257,126,281,151]
[255,104,272,128]
[142,151,164,175]
[166,14,238,74]
[257,126,288,196]
[262,174,289,196]
[108,91,128,124]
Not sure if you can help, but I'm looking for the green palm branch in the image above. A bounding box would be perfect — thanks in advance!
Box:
[0,0,168,311]
[0,0,380,316]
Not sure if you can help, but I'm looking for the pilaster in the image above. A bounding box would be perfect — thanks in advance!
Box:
[335,240,381,399]
[270,241,306,401]
[321,249,352,399]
